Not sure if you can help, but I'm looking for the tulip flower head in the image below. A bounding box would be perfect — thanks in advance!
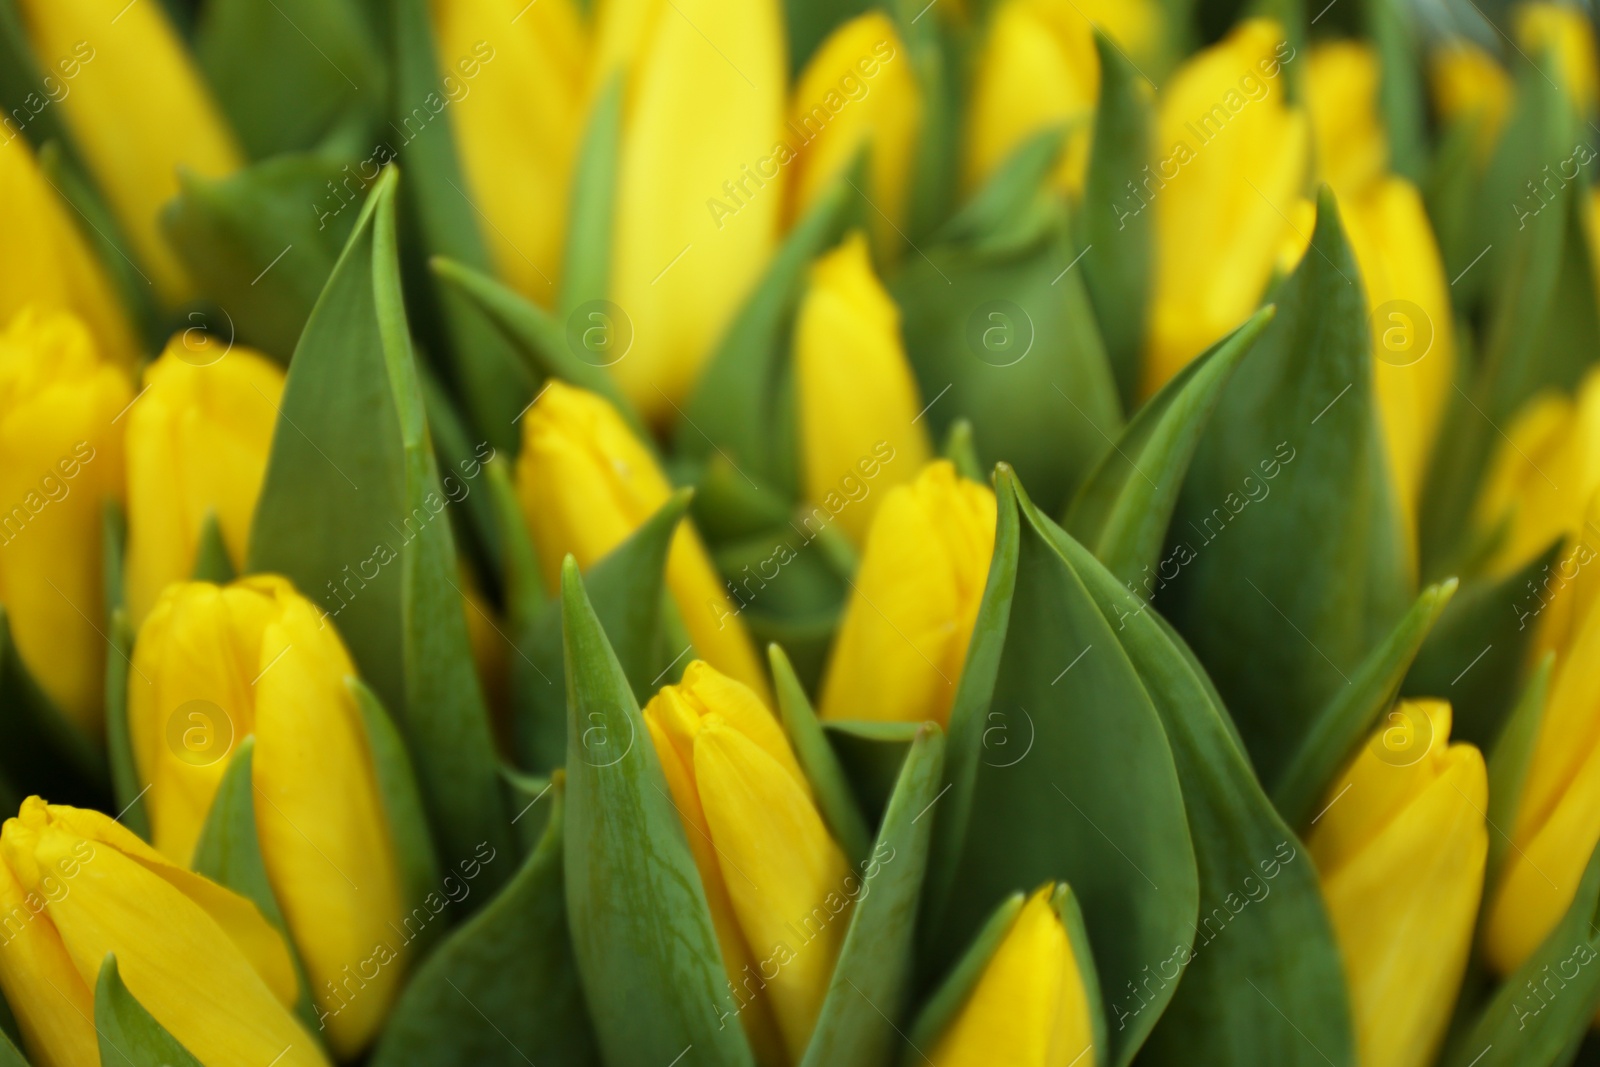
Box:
[0,307,130,735]
[1307,699,1487,1067]
[929,884,1097,1067]
[795,232,930,543]
[644,660,852,1065]
[124,339,285,625]
[819,460,996,726]
[515,380,767,696]
[1515,2,1599,117]
[1429,41,1512,161]
[0,797,328,1067]
[129,576,408,1057]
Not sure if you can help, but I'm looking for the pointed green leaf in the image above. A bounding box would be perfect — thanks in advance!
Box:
[370,780,600,1067]
[418,363,503,582]
[785,0,869,76]
[892,0,956,242]
[105,608,147,840]
[94,955,204,1067]
[249,168,512,881]
[560,76,621,322]
[825,720,922,828]
[1051,519,1355,1065]
[1065,307,1272,588]
[500,766,552,854]
[0,1025,25,1067]
[929,468,1198,1067]
[189,510,237,584]
[941,419,983,483]
[1273,579,1457,827]
[1164,186,1412,780]
[770,645,872,866]
[802,724,944,1067]
[1364,0,1425,182]
[907,892,1026,1051]
[939,128,1068,257]
[560,558,755,1067]
[1485,654,1553,893]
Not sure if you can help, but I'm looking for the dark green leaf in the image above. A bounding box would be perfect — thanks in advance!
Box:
[826,720,922,829]
[560,558,755,1067]
[0,603,106,802]
[105,611,148,840]
[770,645,872,866]
[785,0,870,76]
[0,1026,25,1067]
[941,420,982,483]
[190,510,237,584]
[94,955,204,1067]
[907,892,1025,1051]
[1364,0,1425,183]
[559,76,621,322]
[249,168,513,882]
[1485,654,1553,893]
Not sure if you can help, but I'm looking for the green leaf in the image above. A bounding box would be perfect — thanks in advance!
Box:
[500,766,553,854]
[94,955,204,1067]
[1052,519,1355,1065]
[907,892,1026,1051]
[194,0,382,159]
[785,0,870,76]
[938,128,1067,257]
[892,0,957,243]
[418,363,502,582]
[941,419,983,483]
[559,76,621,322]
[0,1026,26,1067]
[105,608,147,840]
[369,780,601,1067]
[1272,579,1457,828]
[249,168,513,882]
[516,492,689,773]
[0,603,106,802]
[560,558,755,1067]
[770,646,872,867]
[1163,186,1412,781]
[1364,0,1425,183]
[189,510,237,584]
[825,720,922,828]
[927,467,1198,1067]
[1064,308,1272,589]
[802,724,945,1067]
[1440,842,1600,1067]
[1485,654,1554,894]
[1081,30,1154,408]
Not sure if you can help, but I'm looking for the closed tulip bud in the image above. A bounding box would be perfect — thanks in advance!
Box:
[644,661,852,1065]
[598,0,786,421]
[0,796,327,1067]
[515,381,767,697]
[1306,41,1387,197]
[930,885,1097,1067]
[1143,19,1308,396]
[0,308,130,734]
[819,461,996,726]
[788,14,920,242]
[1307,699,1487,1067]
[129,576,409,1057]
[431,0,587,305]
[13,0,242,306]
[1516,2,1599,117]
[795,232,930,543]
[1429,41,1512,162]
[125,341,285,625]
[0,137,138,368]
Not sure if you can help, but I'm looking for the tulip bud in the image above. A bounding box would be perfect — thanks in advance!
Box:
[129,576,409,1057]
[0,307,130,735]
[1306,41,1387,197]
[599,0,786,421]
[644,660,852,1064]
[430,0,588,305]
[788,14,920,242]
[0,796,327,1067]
[1516,2,1599,117]
[1143,19,1308,396]
[819,460,996,726]
[1429,41,1511,161]
[931,885,1096,1067]
[516,381,766,694]
[0,137,138,368]
[1307,699,1487,1067]
[125,340,285,625]
[794,232,930,543]
[12,0,243,306]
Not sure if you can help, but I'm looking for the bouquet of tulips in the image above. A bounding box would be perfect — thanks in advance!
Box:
[2,0,1600,1064]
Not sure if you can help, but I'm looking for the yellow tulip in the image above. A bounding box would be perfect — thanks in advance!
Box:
[1305,41,1387,197]
[1307,699,1487,1067]
[124,340,285,625]
[794,232,930,543]
[13,0,243,305]
[0,796,327,1067]
[515,381,767,697]
[1516,1,1599,117]
[128,576,408,1057]
[597,0,786,422]
[430,0,588,305]
[1429,41,1512,162]
[929,885,1096,1067]
[644,660,852,1065]
[819,460,996,727]
[1143,19,1308,395]
[0,307,130,735]
[788,13,920,244]
[0,136,138,367]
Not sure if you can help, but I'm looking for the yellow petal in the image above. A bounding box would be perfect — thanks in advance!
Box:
[1516,2,1599,117]
[789,15,921,241]
[931,885,1095,1067]
[1143,20,1308,395]
[1306,40,1387,196]
[12,0,242,304]
[431,0,587,304]
[606,0,786,420]
[1429,41,1511,162]
[819,461,996,726]
[795,232,930,542]
[0,308,130,734]
[125,342,285,625]
[0,854,97,1067]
